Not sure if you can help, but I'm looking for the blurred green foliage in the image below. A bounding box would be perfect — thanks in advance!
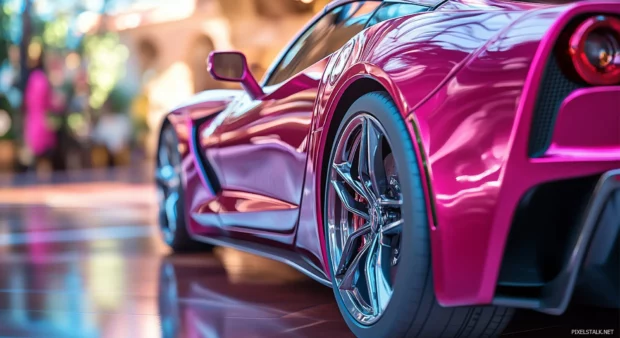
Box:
[0,3,8,61]
[42,16,70,49]
[84,33,129,110]
[0,3,13,141]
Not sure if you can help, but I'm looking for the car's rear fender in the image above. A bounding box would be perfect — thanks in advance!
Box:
[304,6,532,274]
[307,5,533,279]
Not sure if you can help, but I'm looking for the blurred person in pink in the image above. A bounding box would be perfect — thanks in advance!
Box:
[23,53,61,168]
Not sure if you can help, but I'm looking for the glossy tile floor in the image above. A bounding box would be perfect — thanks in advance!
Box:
[0,167,618,338]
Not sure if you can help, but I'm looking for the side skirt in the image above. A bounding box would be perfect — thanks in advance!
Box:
[190,233,332,287]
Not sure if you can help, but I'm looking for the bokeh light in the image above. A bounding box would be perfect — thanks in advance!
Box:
[0,109,11,137]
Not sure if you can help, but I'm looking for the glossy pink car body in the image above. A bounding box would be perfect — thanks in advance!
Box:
[161,0,620,314]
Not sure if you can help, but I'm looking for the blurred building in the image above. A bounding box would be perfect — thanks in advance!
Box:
[104,0,328,156]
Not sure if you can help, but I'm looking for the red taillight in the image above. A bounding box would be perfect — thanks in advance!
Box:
[568,15,620,85]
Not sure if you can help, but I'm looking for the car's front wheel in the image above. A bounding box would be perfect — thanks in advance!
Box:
[156,124,213,252]
[323,92,513,338]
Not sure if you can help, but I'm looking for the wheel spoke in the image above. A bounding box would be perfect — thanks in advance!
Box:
[336,223,371,278]
[338,235,374,291]
[331,180,369,219]
[366,119,387,198]
[167,145,181,167]
[358,118,386,202]
[164,191,179,233]
[158,141,170,167]
[357,118,374,201]
[158,129,182,187]
[364,236,380,314]
[367,235,392,313]
[155,169,167,185]
[161,129,177,162]
[333,162,369,201]
[381,219,403,235]
[156,165,181,188]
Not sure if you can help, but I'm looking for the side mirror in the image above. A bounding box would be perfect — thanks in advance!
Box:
[207,51,264,100]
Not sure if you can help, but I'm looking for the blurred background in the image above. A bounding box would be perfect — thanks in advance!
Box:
[0,2,364,337]
[1,1,618,337]
[0,0,332,174]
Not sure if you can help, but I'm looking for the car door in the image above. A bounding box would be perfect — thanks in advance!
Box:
[207,1,382,240]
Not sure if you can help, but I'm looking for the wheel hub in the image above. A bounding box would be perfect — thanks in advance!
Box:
[370,206,384,233]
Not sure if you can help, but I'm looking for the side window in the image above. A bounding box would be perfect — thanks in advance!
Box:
[366,2,429,27]
[265,2,381,86]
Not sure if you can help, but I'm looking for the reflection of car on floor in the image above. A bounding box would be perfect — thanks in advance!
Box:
[157,255,351,338]
[154,0,620,337]
[0,257,96,338]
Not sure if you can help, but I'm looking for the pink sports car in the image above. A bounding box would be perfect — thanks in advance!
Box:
[155,0,620,336]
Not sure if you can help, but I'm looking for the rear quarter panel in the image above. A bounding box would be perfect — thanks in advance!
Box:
[410,6,563,305]
[302,6,530,275]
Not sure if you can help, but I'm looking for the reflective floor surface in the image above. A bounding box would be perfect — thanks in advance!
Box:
[0,167,618,338]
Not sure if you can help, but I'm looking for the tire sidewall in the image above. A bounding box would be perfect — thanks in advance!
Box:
[323,92,432,338]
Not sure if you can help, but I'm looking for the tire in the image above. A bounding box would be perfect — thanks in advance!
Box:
[156,123,213,252]
[323,92,513,338]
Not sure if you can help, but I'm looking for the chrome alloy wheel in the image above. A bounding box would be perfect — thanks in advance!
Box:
[156,127,183,244]
[327,114,404,325]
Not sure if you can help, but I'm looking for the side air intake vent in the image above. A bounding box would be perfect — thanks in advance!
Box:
[527,57,583,157]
